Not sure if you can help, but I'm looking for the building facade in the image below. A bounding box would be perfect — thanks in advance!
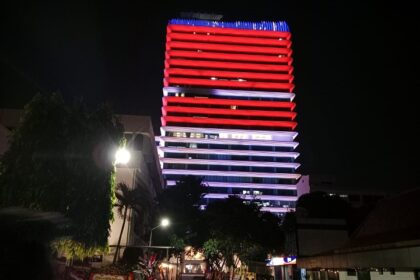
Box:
[157,19,301,214]
[107,115,164,262]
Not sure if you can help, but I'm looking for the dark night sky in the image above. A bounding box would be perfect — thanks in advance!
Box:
[1,1,419,191]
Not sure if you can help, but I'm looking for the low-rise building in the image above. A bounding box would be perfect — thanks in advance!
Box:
[298,188,420,279]
[104,114,164,263]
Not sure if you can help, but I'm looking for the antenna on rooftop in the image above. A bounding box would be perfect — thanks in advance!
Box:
[180,12,223,21]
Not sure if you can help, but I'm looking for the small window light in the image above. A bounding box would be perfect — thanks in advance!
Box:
[231,106,237,110]
[211,77,217,80]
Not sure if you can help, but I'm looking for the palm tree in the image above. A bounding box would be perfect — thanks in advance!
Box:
[113,181,153,264]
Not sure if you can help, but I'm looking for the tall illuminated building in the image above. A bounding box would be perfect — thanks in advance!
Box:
[156,19,301,214]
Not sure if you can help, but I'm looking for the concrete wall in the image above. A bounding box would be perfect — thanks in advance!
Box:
[298,229,349,256]
[370,271,415,280]
[338,271,357,280]
[297,175,310,198]
[308,270,416,280]
[298,244,420,269]
[296,218,349,257]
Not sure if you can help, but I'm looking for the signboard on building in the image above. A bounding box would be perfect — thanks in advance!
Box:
[266,256,297,266]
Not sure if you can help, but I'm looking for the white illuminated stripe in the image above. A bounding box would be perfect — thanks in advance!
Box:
[161,158,300,169]
[163,169,301,179]
[204,193,297,201]
[260,207,295,213]
[158,147,299,159]
[161,126,298,141]
[155,136,299,149]
[166,180,298,190]
[163,86,295,101]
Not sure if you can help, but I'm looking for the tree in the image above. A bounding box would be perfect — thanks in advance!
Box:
[113,182,153,264]
[281,211,297,255]
[296,191,373,234]
[0,93,124,258]
[296,191,350,219]
[281,191,353,255]
[155,176,206,247]
[203,196,283,279]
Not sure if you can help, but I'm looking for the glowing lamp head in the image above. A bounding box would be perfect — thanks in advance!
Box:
[115,147,131,165]
[161,218,170,227]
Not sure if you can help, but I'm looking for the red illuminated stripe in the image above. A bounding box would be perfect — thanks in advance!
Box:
[163,106,297,120]
[165,59,293,73]
[163,97,296,110]
[166,41,292,56]
[166,50,292,64]
[162,116,297,130]
[168,33,291,47]
[165,68,293,82]
[168,24,291,39]
[164,77,295,92]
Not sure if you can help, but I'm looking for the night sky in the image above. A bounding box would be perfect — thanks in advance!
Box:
[1,1,419,191]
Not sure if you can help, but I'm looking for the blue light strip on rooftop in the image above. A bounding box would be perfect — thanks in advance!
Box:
[169,19,290,32]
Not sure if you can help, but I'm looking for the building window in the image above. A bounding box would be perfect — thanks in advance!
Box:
[414,270,420,280]
[347,269,356,276]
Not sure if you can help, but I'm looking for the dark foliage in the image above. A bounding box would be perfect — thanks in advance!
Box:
[113,181,154,263]
[155,176,206,247]
[0,93,124,252]
[296,191,351,219]
[204,196,284,265]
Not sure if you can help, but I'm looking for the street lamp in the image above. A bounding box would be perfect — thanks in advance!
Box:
[115,147,131,165]
[149,218,170,246]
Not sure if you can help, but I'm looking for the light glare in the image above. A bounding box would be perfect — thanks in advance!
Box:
[115,148,131,164]
[161,218,170,227]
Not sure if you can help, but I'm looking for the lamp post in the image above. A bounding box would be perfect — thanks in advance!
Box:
[149,218,170,246]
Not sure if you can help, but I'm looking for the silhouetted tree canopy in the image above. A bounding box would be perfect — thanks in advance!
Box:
[296,191,351,219]
[204,196,283,265]
[113,181,153,263]
[156,178,284,265]
[0,93,124,257]
[155,176,206,247]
